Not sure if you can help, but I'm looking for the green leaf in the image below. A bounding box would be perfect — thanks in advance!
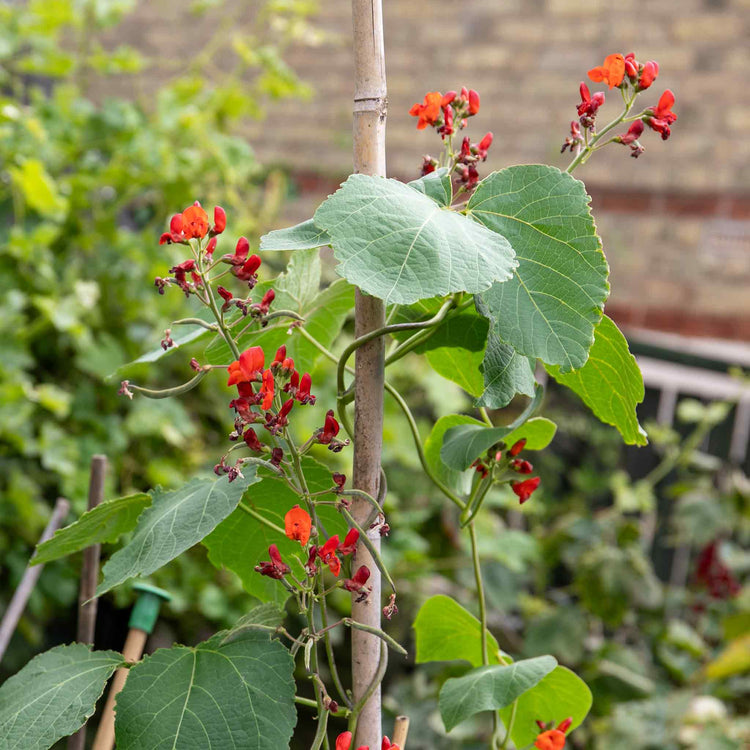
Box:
[32,493,151,565]
[115,630,296,750]
[204,458,347,603]
[96,472,258,597]
[468,165,609,372]
[546,315,647,445]
[439,656,557,731]
[220,602,286,645]
[424,416,484,495]
[476,330,536,409]
[499,666,593,747]
[0,644,123,750]
[408,167,453,206]
[260,218,331,251]
[413,594,503,668]
[314,174,517,305]
[441,417,557,471]
[422,312,489,396]
[8,159,68,218]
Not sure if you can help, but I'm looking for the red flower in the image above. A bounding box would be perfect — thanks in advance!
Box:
[317,410,340,444]
[296,372,316,405]
[477,132,493,160]
[624,52,639,79]
[343,565,371,593]
[468,88,480,115]
[255,544,290,579]
[244,428,263,452]
[181,202,210,239]
[619,120,644,145]
[409,91,443,129]
[285,505,312,545]
[645,89,677,140]
[213,205,226,234]
[382,739,400,750]
[256,288,275,315]
[535,729,566,750]
[511,476,540,504]
[259,369,274,410]
[511,459,533,474]
[587,53,626,89]
[319,535,342,576]
[336,732,369,750]
[205,236,217,257]
[227,347,265,386]
[271,346,286,369]
[638,60,659,90]
[217,285,233,311]
[441,91,456,106]
[229,237,250,264]
[577,83,605,118]
[332,472,346,491]
[235,254,262,284]
[338,528,359,555]
[509,438,527,457]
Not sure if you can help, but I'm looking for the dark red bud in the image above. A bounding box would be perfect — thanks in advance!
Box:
[509,438,526,456]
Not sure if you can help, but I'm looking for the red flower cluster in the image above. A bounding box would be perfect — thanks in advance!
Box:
[563,53,676,159]
[470,437,541,504]
[335,732,400,750]
[409,87,480,135]
[255,544,290,579]
[159,202,225,245]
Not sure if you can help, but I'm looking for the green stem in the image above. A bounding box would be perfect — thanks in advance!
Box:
[469,522,489,665]
[126,370,207,399]
[309,699,329,750]
[318,577,352,708]
[343,618,406,656]
[499,700,518,749]
[566,90,638,173]
[461,476,494,528]
[347,641,388,735]
[170,317,219,331]
[197,246,241,360]
[238,502,285,536]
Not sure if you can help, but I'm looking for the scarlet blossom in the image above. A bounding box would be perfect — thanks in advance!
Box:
[619,119,644,145]
[509,438,527,456]
[227,347,265,386]
[317,410,340,444]
[256,288,275,315]
[319,535,342,576]
[235,254,262,285]
[244,428,263,452]
[255,544,290,579]
[477,131,493,160]
[638,60,659,90]
[181,202,210,239]
[438,104,454,138]
[296,372,316,405]
[230,237,251,264]
[284,370,299,396]
[338,528,359,555]
[270,446,284,467]
[205,236,217,257]
[285,505,312,545]
[382,739,400,750]
[304,545,318,576]
[441,90,457,107]
[535,729,566,750]
[271,346,286,369]
[511,476,540,504]
[645,89,677,140]
[217,285,233,311]
[409,91,443,129]
[421,156,438,175]
[587,53,625,89]
[468,88,480,115]
[577,83,605,118]
[335,732,369,750]
[259,369,274,410]
[343,565,371,594]
[624,52,639,79]
[511,459,534,474]
[213,205,226,234]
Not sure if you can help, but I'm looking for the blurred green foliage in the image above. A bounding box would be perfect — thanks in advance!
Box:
[0,0,317,668]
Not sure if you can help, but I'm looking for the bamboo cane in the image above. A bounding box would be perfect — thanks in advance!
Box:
[350,1,387,747]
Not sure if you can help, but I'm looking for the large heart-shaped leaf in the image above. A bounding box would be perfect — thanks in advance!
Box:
[96,472,257,597]
[439,656,557,731]
[413,594,503,668]
[314,174,517,304]
[441,417,557,471]
[115,629,296,750]
[0,644,123,750]
[204,458,347,603]
[547,315,647,445]
[499,666,593,747]
[476,331,536,409]
[469,165,609,372]
[33,493,151,565]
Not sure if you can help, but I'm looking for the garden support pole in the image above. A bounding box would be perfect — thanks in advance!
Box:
[67,454,107,750]
[0,497,70,662]
[351,0,387,747]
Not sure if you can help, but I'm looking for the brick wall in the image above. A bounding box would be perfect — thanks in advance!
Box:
[101,0,750,341]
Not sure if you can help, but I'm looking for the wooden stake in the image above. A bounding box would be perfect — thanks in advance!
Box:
[350,1,387,747]
[392,715,410,748]
[0,497,70,662]
[67,454,107,750]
